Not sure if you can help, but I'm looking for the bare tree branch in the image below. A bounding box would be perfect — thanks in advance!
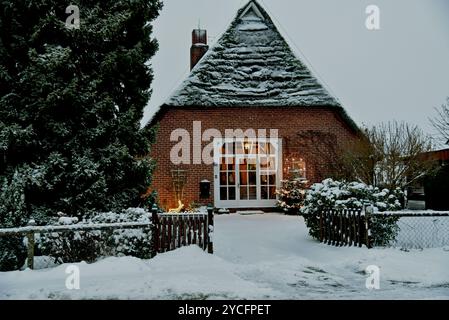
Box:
[430,97,449,144]
[342,121,434,190]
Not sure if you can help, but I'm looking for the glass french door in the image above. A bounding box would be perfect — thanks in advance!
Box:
[214,138,281,208]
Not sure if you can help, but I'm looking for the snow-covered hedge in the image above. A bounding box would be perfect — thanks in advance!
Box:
[301,179,404,215]
[299,179,404,246]
[37,208,152,264]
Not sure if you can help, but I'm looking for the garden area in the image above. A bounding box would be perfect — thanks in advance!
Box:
[1,213,448,300]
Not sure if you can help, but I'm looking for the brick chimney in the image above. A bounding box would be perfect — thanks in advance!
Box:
[190,29,209,70]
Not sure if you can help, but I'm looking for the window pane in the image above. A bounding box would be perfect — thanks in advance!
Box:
[248,161,257,171]
[228,172,236,185]
[239,159,247,171]
[240,171,248,185]
[268,142,276,155]
[243,141,250,154]
[248,141,258,155]
[221,157,235,170]
[260,156,268,169]
[220,157,227,171]
[259,142,267,155]
[261,186,268,199]
[248,172,256,185]
[268,172,276,185]
[220,172,227,185]
[240,187,248,200]
[220,187,227,200]
[242,140,257,155]
[235,142,244,154]
[260,174,268,184]
[228,187,236,200]
[225,142,234,155]
[249,187,257,200]
[269,186,277,199]
[267,157,276,170]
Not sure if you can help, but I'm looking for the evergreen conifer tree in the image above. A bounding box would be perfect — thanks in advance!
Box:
[0,0,162,269]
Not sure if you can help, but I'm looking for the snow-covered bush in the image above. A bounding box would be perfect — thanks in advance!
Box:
[37,228,102,264]
[300,179,403,245]
[301,179,403,215]
[369,214,400,247]
[87,208,153,259]
[276,178,308,214]
[37,208,153,264]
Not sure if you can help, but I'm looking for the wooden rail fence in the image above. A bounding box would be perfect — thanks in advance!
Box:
[0,205,214,270]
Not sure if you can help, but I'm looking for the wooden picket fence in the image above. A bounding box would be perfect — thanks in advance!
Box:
[319,208,371,248]
[151,206,214,255]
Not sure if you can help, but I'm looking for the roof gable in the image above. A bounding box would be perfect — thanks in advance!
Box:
[166,0,340,107]
[239,2,265,21]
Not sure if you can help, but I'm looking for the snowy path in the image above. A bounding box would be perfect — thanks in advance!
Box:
[214,213,449,299]
[0,213,448,299]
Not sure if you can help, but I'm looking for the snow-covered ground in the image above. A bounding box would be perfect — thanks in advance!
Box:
[1,213,448,299]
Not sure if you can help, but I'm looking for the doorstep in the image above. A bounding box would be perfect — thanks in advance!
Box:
[236,210,265,215]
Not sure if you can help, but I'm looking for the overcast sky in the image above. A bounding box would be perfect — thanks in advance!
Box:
[143,0,449,146]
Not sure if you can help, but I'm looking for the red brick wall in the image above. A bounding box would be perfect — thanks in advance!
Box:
[150,106,358,210]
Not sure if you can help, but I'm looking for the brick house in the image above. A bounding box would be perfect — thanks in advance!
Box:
[149,0,359,210]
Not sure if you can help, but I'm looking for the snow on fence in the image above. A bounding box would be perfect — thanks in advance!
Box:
[319,208,370,248]
[0,206,214,270]
[151,208,214,255]
[318,208,449,249]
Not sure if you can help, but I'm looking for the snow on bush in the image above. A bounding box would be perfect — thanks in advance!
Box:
[299,179,404,246]
[37,208,153,265]
[301,178,403,215]
[58,216,79,225]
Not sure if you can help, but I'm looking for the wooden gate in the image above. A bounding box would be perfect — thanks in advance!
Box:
[151,206,214,256]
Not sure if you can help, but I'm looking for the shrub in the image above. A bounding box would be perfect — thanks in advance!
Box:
[0,173,29,271]
[0,237,27,271]
[276,178,308,214]
[87,208,153,259]
[37,208,152,264]
[369,214,400,247]
[300,179,403,245]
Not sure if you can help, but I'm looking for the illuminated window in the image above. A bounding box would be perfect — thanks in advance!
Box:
[285,157,306,179]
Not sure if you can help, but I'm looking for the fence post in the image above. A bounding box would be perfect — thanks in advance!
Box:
[151,204,159,257]
[356,209,362,247]
[26,232,35,270]
[26,219,36,270]
[319,211,323,242]
[207,204,214,254]
[364,204,373,249]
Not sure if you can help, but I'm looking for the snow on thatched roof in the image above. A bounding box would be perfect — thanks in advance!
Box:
[167,0,339,107]
[153,0,358,132]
